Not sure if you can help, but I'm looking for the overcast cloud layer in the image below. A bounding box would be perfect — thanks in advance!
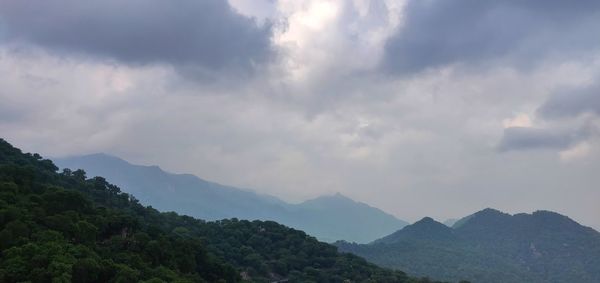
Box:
[1,0,600,230]
[0,0,273,75]
[383,0,600,74]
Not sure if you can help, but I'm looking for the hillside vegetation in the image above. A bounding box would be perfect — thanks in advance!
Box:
[0,138,441,283]
[337,209,600,283]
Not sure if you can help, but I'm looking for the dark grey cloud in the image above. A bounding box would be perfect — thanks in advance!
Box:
[0,0,273,72]
[383,0,600,74]
[498,126,592,152]
[500,79,600,152]
[538,83,600,119]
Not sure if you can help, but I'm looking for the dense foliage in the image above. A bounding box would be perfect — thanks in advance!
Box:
[337,209,600,283]
[0,139,441,283]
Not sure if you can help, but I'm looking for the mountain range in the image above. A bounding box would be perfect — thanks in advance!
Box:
[4,138,599,282]
[53,153,407,243]
[335,208,600,283]
[0,138,438,282]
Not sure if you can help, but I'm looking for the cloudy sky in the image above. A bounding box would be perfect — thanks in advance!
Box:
[2,0,600,229]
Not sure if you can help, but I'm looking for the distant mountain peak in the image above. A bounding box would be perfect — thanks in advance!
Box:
[406,216,449,231]
[477,207,506,215]
[301,193,358,206]
[452,208,510,228]
[333,192,348,198]
[416,216,436,223]
[375,216,454,244]
[452,208,513,233]
[322,192,354,201]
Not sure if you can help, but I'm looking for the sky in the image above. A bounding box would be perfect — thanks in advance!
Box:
[1,0,600,229]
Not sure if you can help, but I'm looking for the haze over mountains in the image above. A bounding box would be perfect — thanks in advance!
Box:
[0,138,437,283]
[45,150,600,283]
[54,153,407,243]
[336,208,600,283]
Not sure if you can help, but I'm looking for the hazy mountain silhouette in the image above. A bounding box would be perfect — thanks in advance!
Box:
[54,153,407,243]
[290,192,407,243]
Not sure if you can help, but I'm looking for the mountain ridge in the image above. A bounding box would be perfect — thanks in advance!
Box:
[336,208,600,283]
[53,153,408,243]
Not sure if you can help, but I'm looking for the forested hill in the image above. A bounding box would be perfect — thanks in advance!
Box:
[336,209,600,283]
[0,138,446,282]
